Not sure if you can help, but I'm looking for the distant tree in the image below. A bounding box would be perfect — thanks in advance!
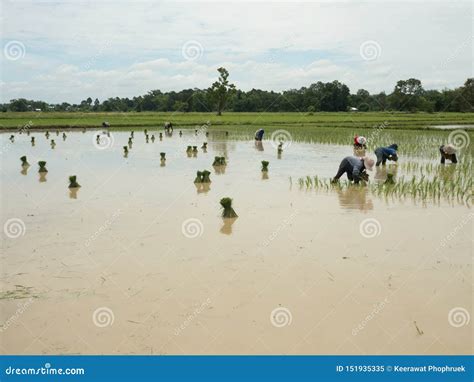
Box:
[9,98,29,112]
[173,100,188,112]
[208,67,236,115]
[390,78,424,111]
[93,98,100,111]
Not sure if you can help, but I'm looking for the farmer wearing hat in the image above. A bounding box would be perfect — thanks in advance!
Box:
[439,144,457,164]
[331,156,375,184]
[353,135,367,149]
[374,144,398,166]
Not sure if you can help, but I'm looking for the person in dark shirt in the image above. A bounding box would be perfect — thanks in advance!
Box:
[332,156,375,184]
[374,144,398,166]
[255,129,264,141]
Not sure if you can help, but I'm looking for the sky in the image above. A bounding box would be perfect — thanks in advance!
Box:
[1,0,472,104]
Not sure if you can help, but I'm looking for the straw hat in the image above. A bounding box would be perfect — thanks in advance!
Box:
[363,157,375,171]
[443,144,456,155]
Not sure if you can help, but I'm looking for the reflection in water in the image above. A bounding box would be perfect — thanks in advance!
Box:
[261,172,269,180]
[255,141,264,151]
[438,164,456,181]
[69,187,79,199]
[20,164,30,176]
[353,147,366,157]
[220,217,237,235]
[213,165,226,175]
[277,152,282,160]
[337,187,374,211]
[374,164,398,183]
[194,183,210,194]
[39,172,47,183]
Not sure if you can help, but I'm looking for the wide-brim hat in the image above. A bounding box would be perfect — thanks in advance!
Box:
[443,144,456,155]
[363,157,375,171]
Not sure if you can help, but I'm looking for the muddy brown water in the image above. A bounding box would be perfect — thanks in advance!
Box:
[0,130,471,355]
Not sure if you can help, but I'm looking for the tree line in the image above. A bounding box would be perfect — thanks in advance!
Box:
[3,68,473,114]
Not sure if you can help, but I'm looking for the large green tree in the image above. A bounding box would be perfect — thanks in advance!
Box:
[208,67,236,115]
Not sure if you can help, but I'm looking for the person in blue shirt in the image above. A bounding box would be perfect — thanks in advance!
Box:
[255,129,264,141]
[374,144,398,166]
[332,156,375,184]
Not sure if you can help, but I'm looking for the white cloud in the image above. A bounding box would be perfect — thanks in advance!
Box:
[1,0,471,103]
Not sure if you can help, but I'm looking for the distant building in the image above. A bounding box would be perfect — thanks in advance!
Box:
[349,107,358,112]
[34,108,42,112]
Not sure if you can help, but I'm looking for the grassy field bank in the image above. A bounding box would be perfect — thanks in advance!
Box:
[1,111,473,130]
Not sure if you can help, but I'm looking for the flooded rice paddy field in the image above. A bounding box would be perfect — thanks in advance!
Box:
[0,128,472,355]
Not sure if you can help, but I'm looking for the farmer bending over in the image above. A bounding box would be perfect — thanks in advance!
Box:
[332,156,374,184]
[353,135,367,149]
[375,144,398,166]
[439,144,457,164]
[255,129,264,141]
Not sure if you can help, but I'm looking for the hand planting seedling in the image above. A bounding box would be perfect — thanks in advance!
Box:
[38,161,48,173]
[20,156,29,166]
[220,197,238,218]
[261,160,269,172]
[68,175,81,188]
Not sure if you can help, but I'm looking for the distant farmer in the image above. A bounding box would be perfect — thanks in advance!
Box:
[164,121,173,131]
[102,121,110,128]
[353,135,367,149]
[439,144,457,164]
[374,144,398,166]
[255,129,264,141]
[332,156,375,184]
